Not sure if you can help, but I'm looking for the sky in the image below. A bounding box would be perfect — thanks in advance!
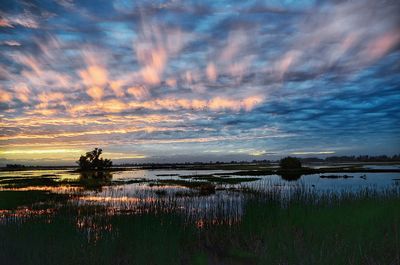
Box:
[0,0,399,165]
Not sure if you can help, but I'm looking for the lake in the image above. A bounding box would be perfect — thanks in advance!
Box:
[1,166,399,224]
[1,165,399,265]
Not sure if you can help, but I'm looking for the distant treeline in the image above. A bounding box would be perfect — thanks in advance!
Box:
[300,154,400,163]
[3,154,400,169]
[3,164,69,170]
[5,164,27,169]
[119,154,400,167]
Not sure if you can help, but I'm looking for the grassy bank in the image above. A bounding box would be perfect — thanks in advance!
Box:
[1,187,399,265]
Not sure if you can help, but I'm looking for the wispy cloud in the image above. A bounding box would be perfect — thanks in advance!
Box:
[0,0,399,164]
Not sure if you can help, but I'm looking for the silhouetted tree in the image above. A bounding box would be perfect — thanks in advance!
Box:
[279,157,302,169]
[77,148,112,171]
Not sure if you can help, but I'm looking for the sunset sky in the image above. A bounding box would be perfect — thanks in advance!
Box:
[0,0,399,165]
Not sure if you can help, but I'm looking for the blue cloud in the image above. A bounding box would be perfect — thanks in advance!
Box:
[0,0,399,164]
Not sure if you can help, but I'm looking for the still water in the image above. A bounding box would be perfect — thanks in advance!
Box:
[1,167,399,225]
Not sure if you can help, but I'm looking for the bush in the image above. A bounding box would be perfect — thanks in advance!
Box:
[279,157,302,169]
[77,148,112,171]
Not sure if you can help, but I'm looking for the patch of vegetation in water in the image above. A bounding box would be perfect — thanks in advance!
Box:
[0,190,69,210]
[220,169,276,176]
[151,179,216,195]
[177,174,260,184]
[179,174,214,179]
[320,174,354,179]
[0,177,60,189]
[191,176,261,184]
[113,179,149,185]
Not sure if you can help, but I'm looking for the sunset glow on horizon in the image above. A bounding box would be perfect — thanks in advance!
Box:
[1,0,399,165]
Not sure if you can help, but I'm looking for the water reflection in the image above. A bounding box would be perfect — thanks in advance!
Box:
[77,171,113,191]
[1,168,399,232]
[0,208,55,225]
[79,171,112,180]
[279,172,302,181]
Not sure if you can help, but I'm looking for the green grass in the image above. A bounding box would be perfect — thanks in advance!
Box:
[0,176,59,188]
[1,187,399,265]
[199,197,399,264]
[0,190,68,210]
[1,169,399,265]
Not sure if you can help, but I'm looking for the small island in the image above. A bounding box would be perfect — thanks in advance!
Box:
[77,148,112,171]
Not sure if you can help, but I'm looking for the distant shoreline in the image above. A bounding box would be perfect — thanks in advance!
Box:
[1,161,400,175]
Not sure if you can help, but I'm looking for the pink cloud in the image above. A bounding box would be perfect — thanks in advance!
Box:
[206,62,218,82]
[365,31,400,61]
[14,83,30,103]
[38,92,65,103]
[0,13,39,29]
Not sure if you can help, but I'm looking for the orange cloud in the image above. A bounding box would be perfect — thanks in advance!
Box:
[78,50,110,101]
[209,97,240,111]
[242,96,264,111]
[26,108,58,116]
[79,65,108,87]
[86,86,104,101]
[127,86,149,100]
[137,46,167,85]
[0,88,13,103]
[110,80,125,97]
[68,96,263,114]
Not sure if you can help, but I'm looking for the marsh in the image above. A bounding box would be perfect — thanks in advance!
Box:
[1,163,399,265]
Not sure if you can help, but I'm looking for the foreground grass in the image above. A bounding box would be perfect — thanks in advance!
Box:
[0,188,399,265]
[204,197,400,265]
[0,190,69,210]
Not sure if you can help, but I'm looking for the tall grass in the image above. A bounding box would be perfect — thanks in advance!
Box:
[0,184,399,265]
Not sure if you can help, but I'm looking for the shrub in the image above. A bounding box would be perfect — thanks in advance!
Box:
[279,156,302,169]
[77,148,112,171]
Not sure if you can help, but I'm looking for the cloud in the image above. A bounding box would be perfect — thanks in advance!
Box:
[127,86,150,100]
[0,0,399,163]
[38,92,64,103]
[0,11,39,29]
[1,40,21,46]
[206,62,217,82]
[134,23,193,85]
[273,0,400,78]
[364,31,400,61]
[0,88,13,103]
[14,83,30,103]
[86,86,104,101]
